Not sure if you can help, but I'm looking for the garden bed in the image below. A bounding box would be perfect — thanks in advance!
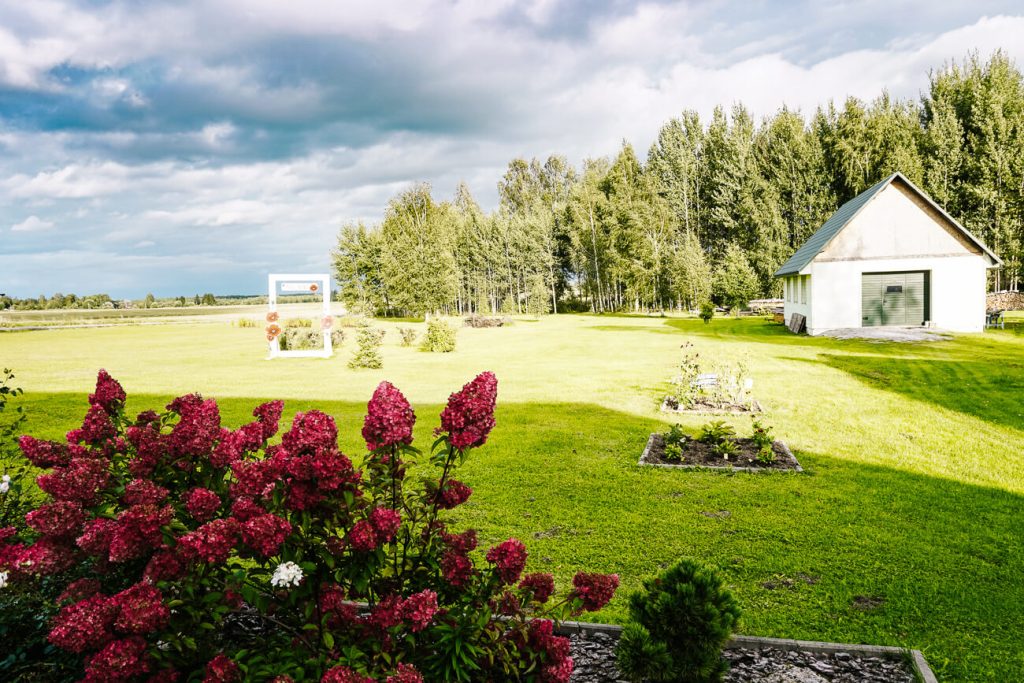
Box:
[561,622,937,683]
[639,433,803,472]
[661,397,763,415]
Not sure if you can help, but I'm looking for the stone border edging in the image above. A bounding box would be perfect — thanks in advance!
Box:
[639,433,804,473]
[556,621,938,683]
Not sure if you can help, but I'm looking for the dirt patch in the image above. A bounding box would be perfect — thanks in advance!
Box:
[640,433,802,472]
[761,573,820,590]
[661,397,763,415]
[852,595,885,611]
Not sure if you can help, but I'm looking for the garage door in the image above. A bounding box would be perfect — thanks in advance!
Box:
[862,271,927,326]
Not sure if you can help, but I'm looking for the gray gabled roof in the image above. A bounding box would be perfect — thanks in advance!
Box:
[773,172,1002,277]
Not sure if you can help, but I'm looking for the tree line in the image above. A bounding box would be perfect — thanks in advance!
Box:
[334,50,1016,316]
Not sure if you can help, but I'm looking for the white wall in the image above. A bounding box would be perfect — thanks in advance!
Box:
[782,275,811,329]
[806,255,988,334]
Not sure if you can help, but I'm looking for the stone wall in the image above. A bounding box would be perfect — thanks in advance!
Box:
[987,290,1024,311]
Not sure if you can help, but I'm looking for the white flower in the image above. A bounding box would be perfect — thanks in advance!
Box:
[1,474,10,483]
[0,571,8,589]
[0,482,8,494]
[271,561,303,588]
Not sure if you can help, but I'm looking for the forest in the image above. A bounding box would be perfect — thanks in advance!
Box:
[332,51,1024,316]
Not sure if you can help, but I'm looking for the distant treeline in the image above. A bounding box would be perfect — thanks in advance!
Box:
[0,292,339,311]
[333,51,1024,316]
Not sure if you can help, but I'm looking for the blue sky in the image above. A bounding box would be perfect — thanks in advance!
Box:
[0,1,1022,298]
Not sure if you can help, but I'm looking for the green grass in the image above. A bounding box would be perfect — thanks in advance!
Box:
[2,312,1023,681]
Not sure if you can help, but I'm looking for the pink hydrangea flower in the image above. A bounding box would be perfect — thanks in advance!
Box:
[83,636,152,682]
[401,589,438,632]
[362,381,415,451]
[183,487,222,521]
[26,501,85,539]
[438,372,497,450]
[519,572,555,603]
[348,520,378,552]
[203,654,240,682]
[88,370,126,414]
[322,666,375,683]
[369,508,401,542]
[486,538,527,584]
[435,479,472,509]
[570,572,619,612]
[240,513,292,557]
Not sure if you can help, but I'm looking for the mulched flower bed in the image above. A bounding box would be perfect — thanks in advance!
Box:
[661,397,763,415]
[640,433,803,472]
[568,631,920,683]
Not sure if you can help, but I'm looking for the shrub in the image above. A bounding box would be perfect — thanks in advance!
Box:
[421,319,456,353]
[279,328,345,351]
[349,325,384,368]
[616,559,740,683]
[664,424,687,447]
[699,302,714,324]
[234,318,260,328]
[750,419,775,464]
[662,443,684,463]
[697,421,735,446]
[397,327,418,347]
[283,317,313,328]
[712,439,739,460]
[667,346,753,411]
[0,370,619,680]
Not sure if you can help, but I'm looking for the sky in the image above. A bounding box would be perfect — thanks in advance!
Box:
[1,1,1023,298]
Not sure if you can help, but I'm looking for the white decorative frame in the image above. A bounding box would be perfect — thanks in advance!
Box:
[266,273,333,359]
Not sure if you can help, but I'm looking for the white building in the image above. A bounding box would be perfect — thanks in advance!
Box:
[775,172,1001,335]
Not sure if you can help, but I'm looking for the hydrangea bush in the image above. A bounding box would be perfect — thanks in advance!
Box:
[0,370,618,682]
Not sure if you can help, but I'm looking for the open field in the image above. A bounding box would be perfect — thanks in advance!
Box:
[2,310,1023,680]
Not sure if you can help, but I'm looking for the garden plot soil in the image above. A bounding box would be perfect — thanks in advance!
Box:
[568,632,917,683]
[661,397,763,415]
[642,433,801,471]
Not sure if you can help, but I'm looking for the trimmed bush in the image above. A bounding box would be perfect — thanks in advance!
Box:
[616,559,740,683]
[421,319,456,353]
[283,317,313,328]
[349,325,384,368]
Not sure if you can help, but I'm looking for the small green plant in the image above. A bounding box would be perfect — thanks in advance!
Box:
[699,301,715,324]
[421,319,456,353]
[712,438,739,460]
[398,326,418,347]
[697,420,735,446]
[756,445,776,465]
[235,317,260,328]
[284,317,313,328]
[615,559,741,683]
[662,442,684,463]
[349,325,385,368]
[664,423,687,447]
[750,419,775,464]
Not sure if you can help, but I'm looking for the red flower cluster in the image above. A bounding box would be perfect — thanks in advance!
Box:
[369,508,401,542]
[17,436,70,468]
[123,479,170,506]
[12,537,76,575]
[240,513,292,557]
[58,578,102,605]
[401,590,438,632]
[435,479,472,509]
[184,487,222,521]
[348,520,379,552]
[486,538,528,584]
[570,572,619,612]
[438,371,497,450]
[108,504,174,563]
[49,582,168,654]
[528,619,573,683]
[144,548,185,582]
[441,529,478,587]
[37,456,110,505]
[253,400,285,441]
[320,584,359,627]
[167,395,221,461]
[89,370,127,413]
[84,636,152,682]
[386,663,424,683]
[204,654,240,682]
[362,381,416,451]
[519,572,556,603]
[322,666,374,683]
[78,405,117,445]
[282,410,338,455]
[367,594,403,630]
[177,518,240,564]
[26,501,85,538]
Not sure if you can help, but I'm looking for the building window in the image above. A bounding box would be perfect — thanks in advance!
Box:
[801,275,809,304]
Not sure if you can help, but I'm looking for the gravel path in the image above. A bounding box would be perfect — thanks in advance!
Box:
[569,632,917,683]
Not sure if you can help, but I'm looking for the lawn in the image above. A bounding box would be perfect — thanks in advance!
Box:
[2,311,1023,681]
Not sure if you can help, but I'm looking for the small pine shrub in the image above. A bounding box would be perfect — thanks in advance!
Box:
[616,559,741,683]
[349,326,385,368]
[421,319,456,353]
[699,301,714,324]
[697,420,735,446]
[398,327,418,347]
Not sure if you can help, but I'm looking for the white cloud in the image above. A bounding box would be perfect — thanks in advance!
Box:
[11,214,54,232]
